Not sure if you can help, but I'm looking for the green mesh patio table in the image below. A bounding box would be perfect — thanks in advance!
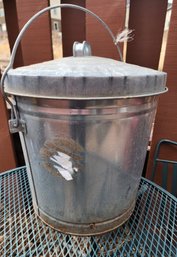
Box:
[0,166,176,257]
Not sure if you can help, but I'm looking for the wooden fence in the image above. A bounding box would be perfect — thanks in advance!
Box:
[1,0,177,192]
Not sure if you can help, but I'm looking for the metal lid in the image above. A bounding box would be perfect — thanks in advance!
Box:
[4,56,167,99]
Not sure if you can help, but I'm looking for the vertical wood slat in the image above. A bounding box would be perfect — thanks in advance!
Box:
[0,72,16,172]
[61,0,126,59]
[146,0,177,192]
[86,0,126,60]
[3,0,24,68]
[126,0,168,69]
[3,0,53,67]
[1,1,53,171]
[61,0,86,57]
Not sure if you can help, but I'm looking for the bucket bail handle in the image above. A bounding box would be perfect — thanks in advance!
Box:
[0,4,123,133]
[1,3,123,93]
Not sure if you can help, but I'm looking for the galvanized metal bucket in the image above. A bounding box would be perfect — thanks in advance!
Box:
[1,4,167,235]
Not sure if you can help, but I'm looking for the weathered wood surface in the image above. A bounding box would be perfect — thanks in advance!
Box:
[126,0,168,69]
[3,0,53,67]
[146,0,177,192]
[1,1,53,171]
[86,0,126,60]
[0,72,16,172]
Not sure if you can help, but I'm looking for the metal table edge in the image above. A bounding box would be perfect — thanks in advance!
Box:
[1,166,176,201]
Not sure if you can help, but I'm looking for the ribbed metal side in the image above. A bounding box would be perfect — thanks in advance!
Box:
[0,167,176,257]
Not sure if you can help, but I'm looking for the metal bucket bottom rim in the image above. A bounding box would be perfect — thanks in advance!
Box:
[33,200,135,236]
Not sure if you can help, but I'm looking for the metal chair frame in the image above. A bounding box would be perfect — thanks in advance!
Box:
[151,139,177,197]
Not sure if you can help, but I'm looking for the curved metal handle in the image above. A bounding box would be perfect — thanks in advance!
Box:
[1,3,123,131]
[1,3,123,94]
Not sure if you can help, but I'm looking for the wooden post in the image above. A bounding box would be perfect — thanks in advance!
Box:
[146,0,177,192]
[61,0,126,59]
[0,72,16,172]
[86,0,126,60]
[3,0,24,68]
[1,0,53,171]
[61,0,86,57]
[3,0,53,67]
[127,0,168,69]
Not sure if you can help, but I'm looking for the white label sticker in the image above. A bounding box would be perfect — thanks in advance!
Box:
[40,136,84,180]
[50,152,75,181]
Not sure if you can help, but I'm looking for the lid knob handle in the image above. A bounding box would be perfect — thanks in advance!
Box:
[73,41,92,57]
